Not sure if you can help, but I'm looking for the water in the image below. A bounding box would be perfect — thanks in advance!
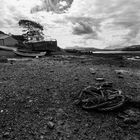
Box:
[92,51,140,54]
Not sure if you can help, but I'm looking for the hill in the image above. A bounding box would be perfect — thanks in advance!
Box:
[104,45,123,50]
[120,45,140,51]
[104,45,140,51]
[66,46,101,51]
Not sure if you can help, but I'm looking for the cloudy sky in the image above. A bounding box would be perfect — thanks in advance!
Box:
[0,0,140,49]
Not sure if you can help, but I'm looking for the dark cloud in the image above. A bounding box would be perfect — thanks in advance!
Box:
[72,22,93,35]
[31,0,74,14]
[53,16,99,39]
[64,16,99,38]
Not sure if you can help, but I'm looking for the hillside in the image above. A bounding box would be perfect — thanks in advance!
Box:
[121,45,140,51]
[104,45,123,50]
[105,45,140,51]
[66,46,101,51]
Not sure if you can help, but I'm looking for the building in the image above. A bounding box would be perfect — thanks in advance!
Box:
[0,33,60,52]
[0,34,18,47]
[12,35,26,43]
[25,40,60,52]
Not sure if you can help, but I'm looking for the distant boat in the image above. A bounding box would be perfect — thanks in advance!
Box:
[13,49,46,57]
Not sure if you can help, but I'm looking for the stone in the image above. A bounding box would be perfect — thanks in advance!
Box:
[123,118,138,125]
[118,108,140,125]
[118,75,124,78]
[47,121,55,129]
[101,82,113,88]
[3,132,10,138]
[85,123,89,127]
[95,78,105,82]
[40,135,44,139]
[89,68,96,74]
[73,128,79,133]
[74,99,81,105]
[50,70,54,73]
[74,77,79,81]
[29,100,33,103]
[47,116,54,121]
[58,120,65,125]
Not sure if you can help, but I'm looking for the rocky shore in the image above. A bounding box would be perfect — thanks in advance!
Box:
[0,54,140,139]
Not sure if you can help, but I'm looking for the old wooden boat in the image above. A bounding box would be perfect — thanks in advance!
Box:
[13,49,46,57]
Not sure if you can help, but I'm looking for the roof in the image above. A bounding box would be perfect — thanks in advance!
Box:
[0,34,10,40]
[0,31,5,34]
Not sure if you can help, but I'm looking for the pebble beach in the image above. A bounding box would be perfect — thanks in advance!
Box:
[0,53,140,139]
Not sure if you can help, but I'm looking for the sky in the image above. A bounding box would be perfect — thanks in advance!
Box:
[0,0,140,49]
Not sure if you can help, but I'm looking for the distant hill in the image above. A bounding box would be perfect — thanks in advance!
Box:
[104,45,140,51]
[120,45,140,51]
[66,44,140,52]
[66,46,101,51]
[104,45,125,50]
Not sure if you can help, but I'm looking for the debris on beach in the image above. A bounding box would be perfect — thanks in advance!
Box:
[101,82,113,88]
[74,77,79,81]
[126,95,140,108]
[47,121,55,129]
[95,78,105,82]
[75,81,140,130]
[115,70,122,75]
[115,70,128,75]
[75,82,140,131]
[76,83,125,111]
[115,70,127,78]
[117,108,140,126]
[2,132,10,138]
[126,56,140,61]
[89,68,96,74]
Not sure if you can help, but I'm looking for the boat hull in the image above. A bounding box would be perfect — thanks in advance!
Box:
[13,50,46,57]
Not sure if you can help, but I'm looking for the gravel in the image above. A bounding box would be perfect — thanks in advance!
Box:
[0,54,140,139]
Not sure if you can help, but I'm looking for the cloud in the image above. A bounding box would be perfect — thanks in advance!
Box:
[31,0,74,14]
[0,0,42,32]
[95,0,140,47]
[72,22,93,35]
[66,0,140,48]
[1,0,140,48]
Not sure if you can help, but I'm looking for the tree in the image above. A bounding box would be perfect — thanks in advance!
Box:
[18,19,44,41]
[19,19,43,30]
